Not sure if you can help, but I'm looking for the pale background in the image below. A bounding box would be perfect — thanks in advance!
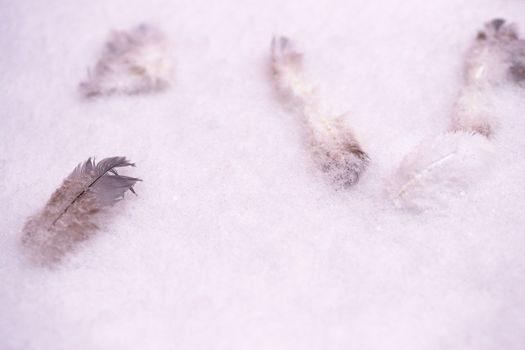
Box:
[1,0,525,349]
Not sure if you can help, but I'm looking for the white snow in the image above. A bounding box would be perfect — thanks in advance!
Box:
[1,0,525,349]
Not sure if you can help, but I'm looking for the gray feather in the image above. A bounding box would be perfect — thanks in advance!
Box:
[22,157,141,265]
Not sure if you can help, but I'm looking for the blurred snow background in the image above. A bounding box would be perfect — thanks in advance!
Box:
[1,0,525,349]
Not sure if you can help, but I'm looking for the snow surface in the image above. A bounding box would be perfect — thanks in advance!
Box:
[1,0,525,349]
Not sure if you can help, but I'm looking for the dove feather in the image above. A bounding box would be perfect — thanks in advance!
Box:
[22,157,141,265]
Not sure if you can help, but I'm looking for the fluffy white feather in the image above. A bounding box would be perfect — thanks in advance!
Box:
[80,24,173,97]
[388,132,493,211]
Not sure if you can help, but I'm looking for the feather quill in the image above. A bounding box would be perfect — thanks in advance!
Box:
[80,24,173,97]
[22,157,141,265]
[270,36,369,188]
[389,19,523,210]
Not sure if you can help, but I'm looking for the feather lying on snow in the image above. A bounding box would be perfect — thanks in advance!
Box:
[388,132,494,212]
[451,18,525,137]
[389,19,524,210]
[22,157,141,265]
[80,24,173,97]
[270,36,369,188]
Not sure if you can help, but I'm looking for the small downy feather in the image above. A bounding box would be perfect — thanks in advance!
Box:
[270,36,369,188]
[22,157,141,265]
[388,132,494,211]
[80,24,173,97]
[389,19,523,210]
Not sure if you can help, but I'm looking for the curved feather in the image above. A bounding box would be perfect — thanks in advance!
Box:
[270,35,369,188]
[22,157,141,265]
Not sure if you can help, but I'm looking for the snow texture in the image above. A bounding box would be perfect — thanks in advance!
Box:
[1,1,525,350]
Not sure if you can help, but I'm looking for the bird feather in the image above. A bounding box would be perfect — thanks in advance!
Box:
[270,35,369,188]
[388,132,494,211]
[80,24,173,97]
[21,157,141,265]
[452,18,524,137]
